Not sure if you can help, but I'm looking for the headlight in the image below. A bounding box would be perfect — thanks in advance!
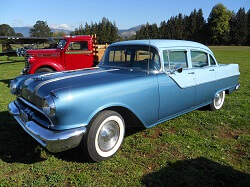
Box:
[10,80,17,95]
[42,95,56,117]
[28,56,36,64]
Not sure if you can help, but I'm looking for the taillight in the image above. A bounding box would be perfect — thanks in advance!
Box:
[28,56,36,64]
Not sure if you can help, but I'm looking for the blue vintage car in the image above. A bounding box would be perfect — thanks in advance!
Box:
[8,40,240,162]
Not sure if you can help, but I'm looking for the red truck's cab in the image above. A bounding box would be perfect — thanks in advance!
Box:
[22,35,97,74]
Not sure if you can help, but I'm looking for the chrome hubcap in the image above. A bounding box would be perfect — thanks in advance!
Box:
[98,121,120,152]
[215,92,223,106]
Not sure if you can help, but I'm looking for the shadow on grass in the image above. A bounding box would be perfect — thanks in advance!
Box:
[53,126,146,163]
[142,157,250,187]
[0,107,146,163]
[0,59,24,65]
[0,79,12,87]
[0,111,46,164]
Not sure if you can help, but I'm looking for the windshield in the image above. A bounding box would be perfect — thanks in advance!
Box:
[99,45,161,71]
[56,39,67,49]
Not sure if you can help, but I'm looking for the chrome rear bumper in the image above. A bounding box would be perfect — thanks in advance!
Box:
[8,101,86,153]
[235,84,240,90]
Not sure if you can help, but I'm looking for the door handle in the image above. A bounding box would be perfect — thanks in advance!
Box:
[209,69,215,71]
[188,72,194,74]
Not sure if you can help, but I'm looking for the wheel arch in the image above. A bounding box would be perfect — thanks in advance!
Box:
[87,105,145,129]
[29,61,64,74]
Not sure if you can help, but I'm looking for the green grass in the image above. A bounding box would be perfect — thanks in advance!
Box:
[0,47,250,186]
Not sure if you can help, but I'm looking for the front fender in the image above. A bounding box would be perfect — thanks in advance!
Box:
[29,60,64,74]
[86,103,146,128]
[50,74,159,130]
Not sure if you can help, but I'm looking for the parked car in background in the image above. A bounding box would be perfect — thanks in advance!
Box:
[22,35,106,74]
[9,40,240,162]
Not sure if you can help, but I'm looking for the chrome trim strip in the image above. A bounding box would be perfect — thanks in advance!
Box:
[8,101,87,153]
[168,74,240,89]
[8,101,20,116]
[34,68,119,95]
[65,50,92,54]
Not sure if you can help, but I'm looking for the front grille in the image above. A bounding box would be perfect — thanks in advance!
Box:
[25,54,30,69]
[17,97,53,128]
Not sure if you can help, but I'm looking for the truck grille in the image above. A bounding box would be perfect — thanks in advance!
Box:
[25,54,30,69]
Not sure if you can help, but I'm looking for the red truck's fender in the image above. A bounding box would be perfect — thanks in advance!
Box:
[29,60,64,74]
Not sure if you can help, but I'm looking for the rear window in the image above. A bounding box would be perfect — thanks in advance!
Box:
[191,51,208,67]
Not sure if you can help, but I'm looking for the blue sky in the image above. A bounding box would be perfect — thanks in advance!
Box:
[0,0,249,30]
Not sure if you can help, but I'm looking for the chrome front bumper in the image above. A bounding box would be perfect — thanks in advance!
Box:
[8,101,87,153]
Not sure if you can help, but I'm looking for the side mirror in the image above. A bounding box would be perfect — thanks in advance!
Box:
[175,66,183,73]
[170,66,183,74]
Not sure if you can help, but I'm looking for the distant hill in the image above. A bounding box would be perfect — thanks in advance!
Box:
[13,25,143,38]
[13,27,72,37]
[13,27,31,37]
[119,25,143,37]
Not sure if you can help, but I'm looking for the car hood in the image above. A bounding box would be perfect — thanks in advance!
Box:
[20,67,148,109]
[26,49,61,55]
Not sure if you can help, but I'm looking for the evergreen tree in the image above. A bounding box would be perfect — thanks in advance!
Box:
[30,21,53,37]
[110,22,119,43]
[158,21,167,39]
[230,8,248,45]
[149,23,158,39]
[85,23,91,35]
[246,10,250,45]
[71,18,119,44]
[90,22,98,37]
[136,23,150,39]
[194,9,206,43]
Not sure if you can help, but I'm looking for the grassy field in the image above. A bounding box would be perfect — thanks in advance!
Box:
[0,46,249,186]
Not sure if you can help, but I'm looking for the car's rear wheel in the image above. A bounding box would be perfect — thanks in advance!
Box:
[209,91,225,111]
[81,110,125,162]
[35,67,54,73]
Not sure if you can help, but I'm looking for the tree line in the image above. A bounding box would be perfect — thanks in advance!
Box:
[0,3,249,45]
[70,17,119,44]
[136,4,250,45]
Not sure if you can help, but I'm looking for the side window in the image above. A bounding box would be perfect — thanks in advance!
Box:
[163,50,188,69]
[68,41,88,50]
[209,55,216,65]
[191,51,208,67]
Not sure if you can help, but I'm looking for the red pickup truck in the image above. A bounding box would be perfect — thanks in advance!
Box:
[22,35,104,74]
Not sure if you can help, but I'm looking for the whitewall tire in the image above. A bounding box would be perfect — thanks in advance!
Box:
[82,110,125,162]
[210,91,225,111]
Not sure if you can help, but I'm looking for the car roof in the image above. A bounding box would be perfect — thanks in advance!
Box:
[110,39,213,54]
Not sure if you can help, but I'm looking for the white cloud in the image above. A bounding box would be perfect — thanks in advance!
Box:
[49,24,73,30]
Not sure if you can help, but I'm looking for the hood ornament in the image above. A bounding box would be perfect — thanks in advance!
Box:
[33,76,44,82]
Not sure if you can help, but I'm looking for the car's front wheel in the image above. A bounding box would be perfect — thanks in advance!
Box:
[81,110,125,162]
[209,91,225,111]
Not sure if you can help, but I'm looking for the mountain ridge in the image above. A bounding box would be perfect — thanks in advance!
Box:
[13,25,143,37]
[13,27,72,37]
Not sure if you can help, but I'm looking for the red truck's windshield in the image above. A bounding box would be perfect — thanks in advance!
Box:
[56,39,67,49]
